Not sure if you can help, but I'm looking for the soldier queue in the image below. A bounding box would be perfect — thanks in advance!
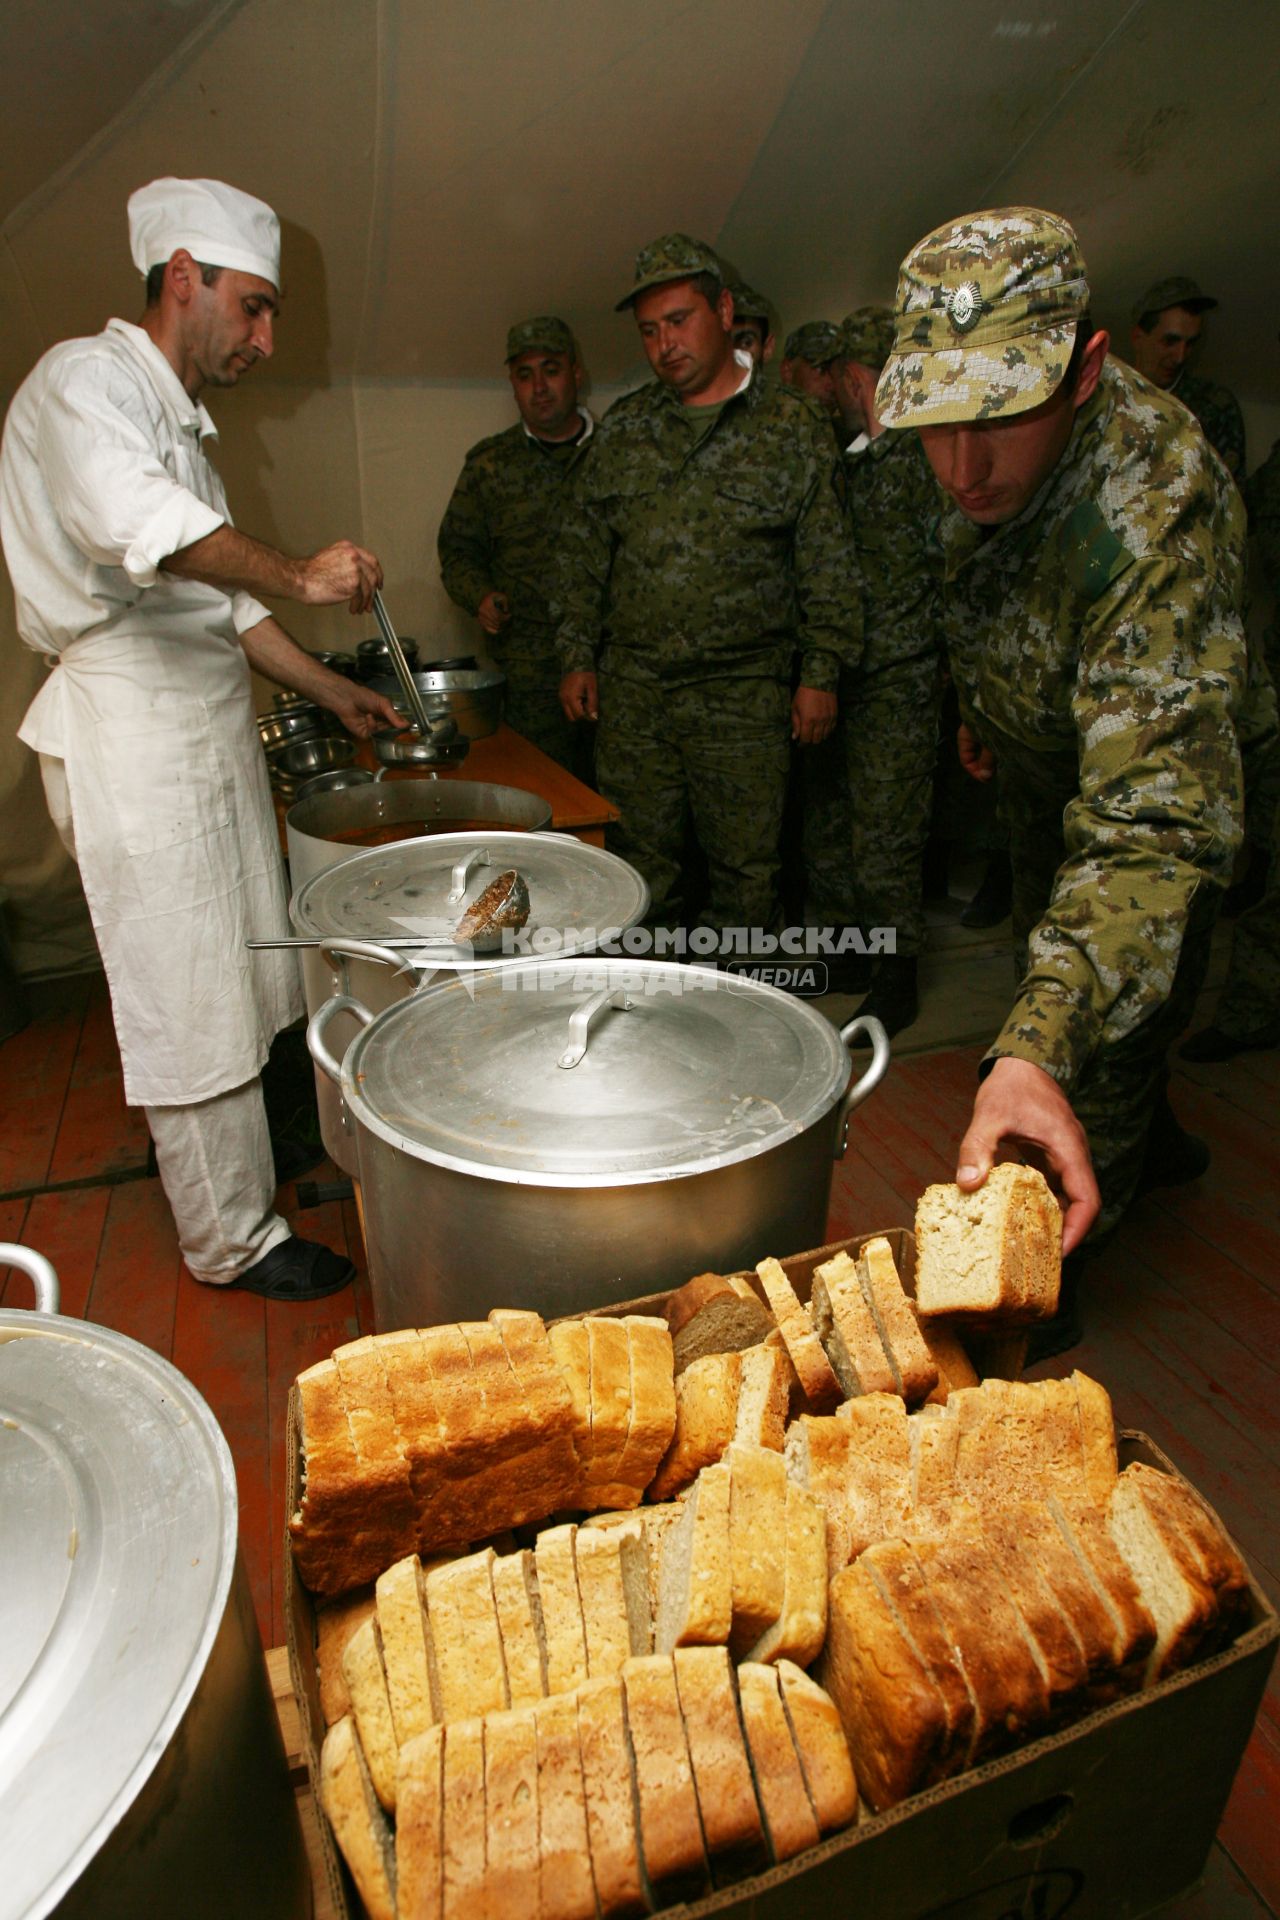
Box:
[3,180,1277,1349]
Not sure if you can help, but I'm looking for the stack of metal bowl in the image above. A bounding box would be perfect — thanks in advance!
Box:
[256,696,355,802]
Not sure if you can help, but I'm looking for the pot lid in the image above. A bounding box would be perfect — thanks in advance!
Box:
[292,831,649,970]
[341,957,851,1181]
[0,1317,237,1920]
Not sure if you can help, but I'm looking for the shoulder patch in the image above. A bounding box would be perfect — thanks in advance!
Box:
[1060,500,1134,601]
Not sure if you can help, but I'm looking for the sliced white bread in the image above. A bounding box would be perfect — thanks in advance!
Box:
[653,1461,733,1653]
[1105,1466,1220,1683]
[582,1317,634,1506]
[743,1481,828,1668]
[724,1441,788,1655]
[976,1510,1088,1720]
[735,1662,822,1863]
[622,1653,711,1905]
[440,1717,487,1920]
[820,1559,952,1811]
[396,1725,444,1920]
[912,1525,1051,1760]
[320,1714,397,1920]
[1121,1462,1249,1632]
[482,1706,541,1919]
[665,1270,776,1372]
[532,1692,598,1920]
[857,1537,974,1778]
[754,1258,843,1412]
[490,1547,547,1707]
[774,1660,858,1834]
[914,1162,1061,1322]
[810,1251,896,1398]
[316,1588,375,1726]
[574,1525,646,1679]
[423,1548,508,1725]
[534,1522,591,1696]
[985,1501,1118,1699]
[855,1237,939,1405]
[783,1414,868,1574]
[546,1319,593,1491]
[332,1333,419,1533]
[649,1349,743,1502]
[489,1308,585,1507]
[375,1554,436,1748]
[908,1402,960,1538]
[918,1320,980,1405]
[1046,1494,1157,1691]
[673,1644,769,1886]
[733,1338,793,1452]
[1073,1370,1119,1507]
[612,1314,678,1500]
[341,1613,400,1813]
[378,1327,446,1539]
[575,1676,648,1920]
[838,1390,913,1539]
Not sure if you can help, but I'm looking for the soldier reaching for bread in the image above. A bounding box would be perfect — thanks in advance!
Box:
[875,208,1263,1353]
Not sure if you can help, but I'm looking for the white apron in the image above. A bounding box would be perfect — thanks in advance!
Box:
[7,321,302,1106]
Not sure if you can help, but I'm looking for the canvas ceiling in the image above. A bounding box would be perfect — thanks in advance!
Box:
[2,0,1279,974]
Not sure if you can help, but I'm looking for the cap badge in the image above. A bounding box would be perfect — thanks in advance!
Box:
[945,282,984,334]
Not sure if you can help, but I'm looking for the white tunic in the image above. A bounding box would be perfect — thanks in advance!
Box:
[1,318,303,1104]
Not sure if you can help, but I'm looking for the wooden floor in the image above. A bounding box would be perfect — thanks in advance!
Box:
[2,967,1277,1916]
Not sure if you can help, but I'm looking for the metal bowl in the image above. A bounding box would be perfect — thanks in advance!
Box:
[371,727,471,770]
[369,664,506,741]
[273,735,356,781]
[257,707,327,754]
[293,764,377,804]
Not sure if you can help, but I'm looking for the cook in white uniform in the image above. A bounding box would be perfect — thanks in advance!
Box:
[0,176,401,1301]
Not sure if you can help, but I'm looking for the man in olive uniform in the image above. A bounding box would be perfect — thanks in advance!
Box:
[780,321,841,418]
[438,316,593,776]
[1129,277,1246,482]
[555,234,859,937]
[876,209,1252,1339]
[723,273,776,368]
[802,306,944,1030]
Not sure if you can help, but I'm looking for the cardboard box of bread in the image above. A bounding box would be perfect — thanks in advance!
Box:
[285,1166,1278,1920]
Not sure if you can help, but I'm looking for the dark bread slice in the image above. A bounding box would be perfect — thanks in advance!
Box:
[666,1271,776,1372]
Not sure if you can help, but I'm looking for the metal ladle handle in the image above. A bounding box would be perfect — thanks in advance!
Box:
[558,988,634,1070]
[372,589,434,738]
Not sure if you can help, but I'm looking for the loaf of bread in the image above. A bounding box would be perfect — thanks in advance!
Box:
[914,1162,1062,1322]
[664,1270,776,1373]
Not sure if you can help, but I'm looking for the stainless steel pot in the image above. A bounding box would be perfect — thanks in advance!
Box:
[0,1247,308,1919]
[285,776,554,891]
[307,958,889,1328]
[367,663,505,741]
[289,833,650,1171]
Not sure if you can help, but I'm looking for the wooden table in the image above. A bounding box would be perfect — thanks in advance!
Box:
[275,722,618,850]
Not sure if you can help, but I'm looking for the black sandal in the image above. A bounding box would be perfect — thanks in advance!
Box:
[231,1236,354,1301]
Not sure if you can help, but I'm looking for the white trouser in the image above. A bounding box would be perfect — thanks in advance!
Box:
[41,752,291,1284]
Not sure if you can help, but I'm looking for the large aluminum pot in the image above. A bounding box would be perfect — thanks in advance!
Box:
[307,957,889,1329]
[286,776,553,891]
[290,832,650,1172]
[0,1247,308,1920]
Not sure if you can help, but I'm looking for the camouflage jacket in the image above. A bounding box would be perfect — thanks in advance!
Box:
[553,371,860,691]
[939,358,1247,1087]
[1248,436,1280,594]
[841,426,943,673]
[437,415,594,646]
[1173,371,1246,482]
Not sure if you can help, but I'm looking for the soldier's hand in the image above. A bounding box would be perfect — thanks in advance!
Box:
[792,686,838,746]
[957,722,996,781]
[955,1056,1100,1255]
[299,541,384,614]
[560,671,599,724]
[478,591,511,635]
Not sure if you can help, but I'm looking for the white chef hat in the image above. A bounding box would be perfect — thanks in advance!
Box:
[127,177,281,288]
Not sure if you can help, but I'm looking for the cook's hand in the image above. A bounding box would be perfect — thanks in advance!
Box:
[955,1056,1100,1256]
[478,591,511,635]
[298,541,384,614]
[792,686,837,746]
[560,670,599,724]
[325,681,402,739]
[957,722,996,782]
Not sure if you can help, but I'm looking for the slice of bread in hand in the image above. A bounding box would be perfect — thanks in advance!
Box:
[733,1338,793,1451]
[341,1614,400,1813]
[810,1252,896,1398]
[755,1259,842,1412]
[533,1692,598,1920]
[622,1653,710,1904]
[914,1163,1061,1322]
[649,1350,742,1502]
[320,1714,397,1920]
[820,1559,951,1811]
[396,1725,444,1920]
[725,1441,788,1655]
[576,1677,647,1920]
[774,1660,858,1834]
[654,1461,733,1653]
[376,1554,436,1748]
[482,1707,540,1918]
[665,1271,776,1373]
[735,1662,821,1863]
[673,1645,769,1885]
[854,1237,938,1405]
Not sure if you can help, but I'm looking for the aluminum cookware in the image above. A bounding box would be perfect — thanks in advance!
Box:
[271,734,356,782]
[0,1246,308,1919]
[306,957,889,1327]
[366,662,506,741]
[357,634,419,679]
[285,776,553,890]
[256,705,326,754]
[372,721,470,770]
[293,763,376,804]
[290,832,649,1172]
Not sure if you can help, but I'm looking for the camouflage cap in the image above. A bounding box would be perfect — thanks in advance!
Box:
[783,320,839,366]
[724,274,772,328]
[832,305,897,371]
[615,233,722,312]
[505,316,576,362]
[1130,276,1218,326]
[875,207,1090,428]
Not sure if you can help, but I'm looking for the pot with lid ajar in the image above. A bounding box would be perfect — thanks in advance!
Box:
[0,1246,310,1920]
[268,830,650,1173]
[306,955,890,1330]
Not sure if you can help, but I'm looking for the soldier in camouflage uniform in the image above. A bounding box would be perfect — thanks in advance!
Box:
[1129,277,1247,482]
[802,305,944,1029]
[780,321,841,419]
[877,208,1253,1294]
[554,235,859,935]
[437,316,594,778]
[722,271,777,368]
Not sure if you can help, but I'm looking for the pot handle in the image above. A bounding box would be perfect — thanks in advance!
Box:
[447,847,494,902]
[307,991,375,1086]
[0,1243,61,1314]
[558,987,634,1069]
[317,937,420,983]
[834,1015,891,1157]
